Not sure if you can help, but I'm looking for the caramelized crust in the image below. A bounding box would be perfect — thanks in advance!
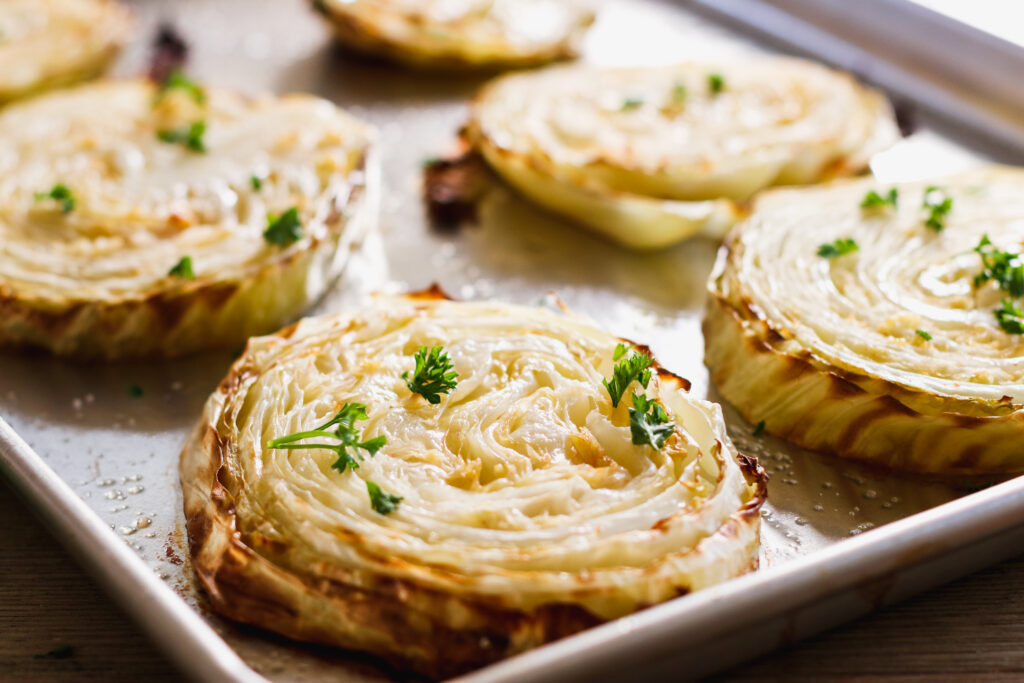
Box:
[181,296,765,675]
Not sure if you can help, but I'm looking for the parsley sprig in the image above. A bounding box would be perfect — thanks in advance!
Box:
[973,235,1024,297]
[263,207,302,245]
[817,238,859,259]
[629,393,675,449]
[860,188,898,210]
[922,186,953,231]
[168,255,195,279]
[971,235,1024,335]
[34,183,75,213]
[604,343,653,407]
[154,70,206,105]
[157,120,206,153]
[403,345,458,404]
[366,481,402,515]
[266,403,387,474]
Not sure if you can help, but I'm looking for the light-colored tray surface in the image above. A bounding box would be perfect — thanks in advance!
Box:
[1,0,1021,680]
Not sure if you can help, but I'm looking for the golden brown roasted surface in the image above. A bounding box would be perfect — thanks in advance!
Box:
[706,167,1024,473]
[0,0,132,102]
[312,0,594,70]
[465,58,898,249]
[0,79,376,359]
[181,294,765,677]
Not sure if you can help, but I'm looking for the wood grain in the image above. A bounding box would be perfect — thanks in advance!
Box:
[3,475,1024,682]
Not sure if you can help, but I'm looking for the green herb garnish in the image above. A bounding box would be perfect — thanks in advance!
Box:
[266,403,386,473]
[973,235,1024,297]
[403,345,458,404]
[250,174,263,191]
[128,383,144,397]
[34,183,75,213]
[671,82,687,105]
[157,120,207,153]
[860,188,899,210]
[922,185,953,231]
[708,73,725,93]
[263,207,302,246]
[604,344,653,407]
[628,393,675,449]
[621,97,644,112]
[915,329,932,341]
[817,238,859,259]
[168,255,195,279]
[753,420,766,437]
[996,299,1024,335]
[154,70,206,105]
[366,480,402,515]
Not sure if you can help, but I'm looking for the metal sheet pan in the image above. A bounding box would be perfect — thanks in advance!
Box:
[2,0,1023,681]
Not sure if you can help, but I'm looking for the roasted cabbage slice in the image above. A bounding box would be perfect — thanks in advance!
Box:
[0,79,376,358]
[0,0,132,102]
[181,293,765,677]
[466,58,898,249]
[312,0,594,69]
[706,167,1024,474]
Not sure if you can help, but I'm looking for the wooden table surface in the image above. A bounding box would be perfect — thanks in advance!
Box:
[4,477,1024,682]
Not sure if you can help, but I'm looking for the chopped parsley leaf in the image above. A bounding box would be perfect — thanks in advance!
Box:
[250,174,263,191]
[403,345,458,404]
[621,97,644,112]
[366,480,402,515]
[860,187,899,210]
[922,185,953,231]
[128,383,144,397]
[817,238,859,259]
[157,120,207,153]
[604,345,653,407]
[34,183,76,213]
[708,73,725,93]
[263,207,302,246]
[753,420,766,437]
[168,255,195,279]
[973,234,1024,297]
[629,393,675,449]
[915,329,932,341]
[154,70,206,105]
[996,299,1024,335]
[671,82,687,105]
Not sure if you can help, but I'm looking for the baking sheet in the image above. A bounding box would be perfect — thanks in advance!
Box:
[1,0,1021,680]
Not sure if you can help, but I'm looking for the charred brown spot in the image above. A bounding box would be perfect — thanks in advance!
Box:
[423,150,493,228]
[950,412,987,428]
[184,510,212,559]
[198,282,239,311]
[951,444,986,471]
[145,292,192,331]
[651,515,676,532]
[827,372,866,398]
[776,353,815,383]
[835,398,915,453]
[407,283,454,302]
